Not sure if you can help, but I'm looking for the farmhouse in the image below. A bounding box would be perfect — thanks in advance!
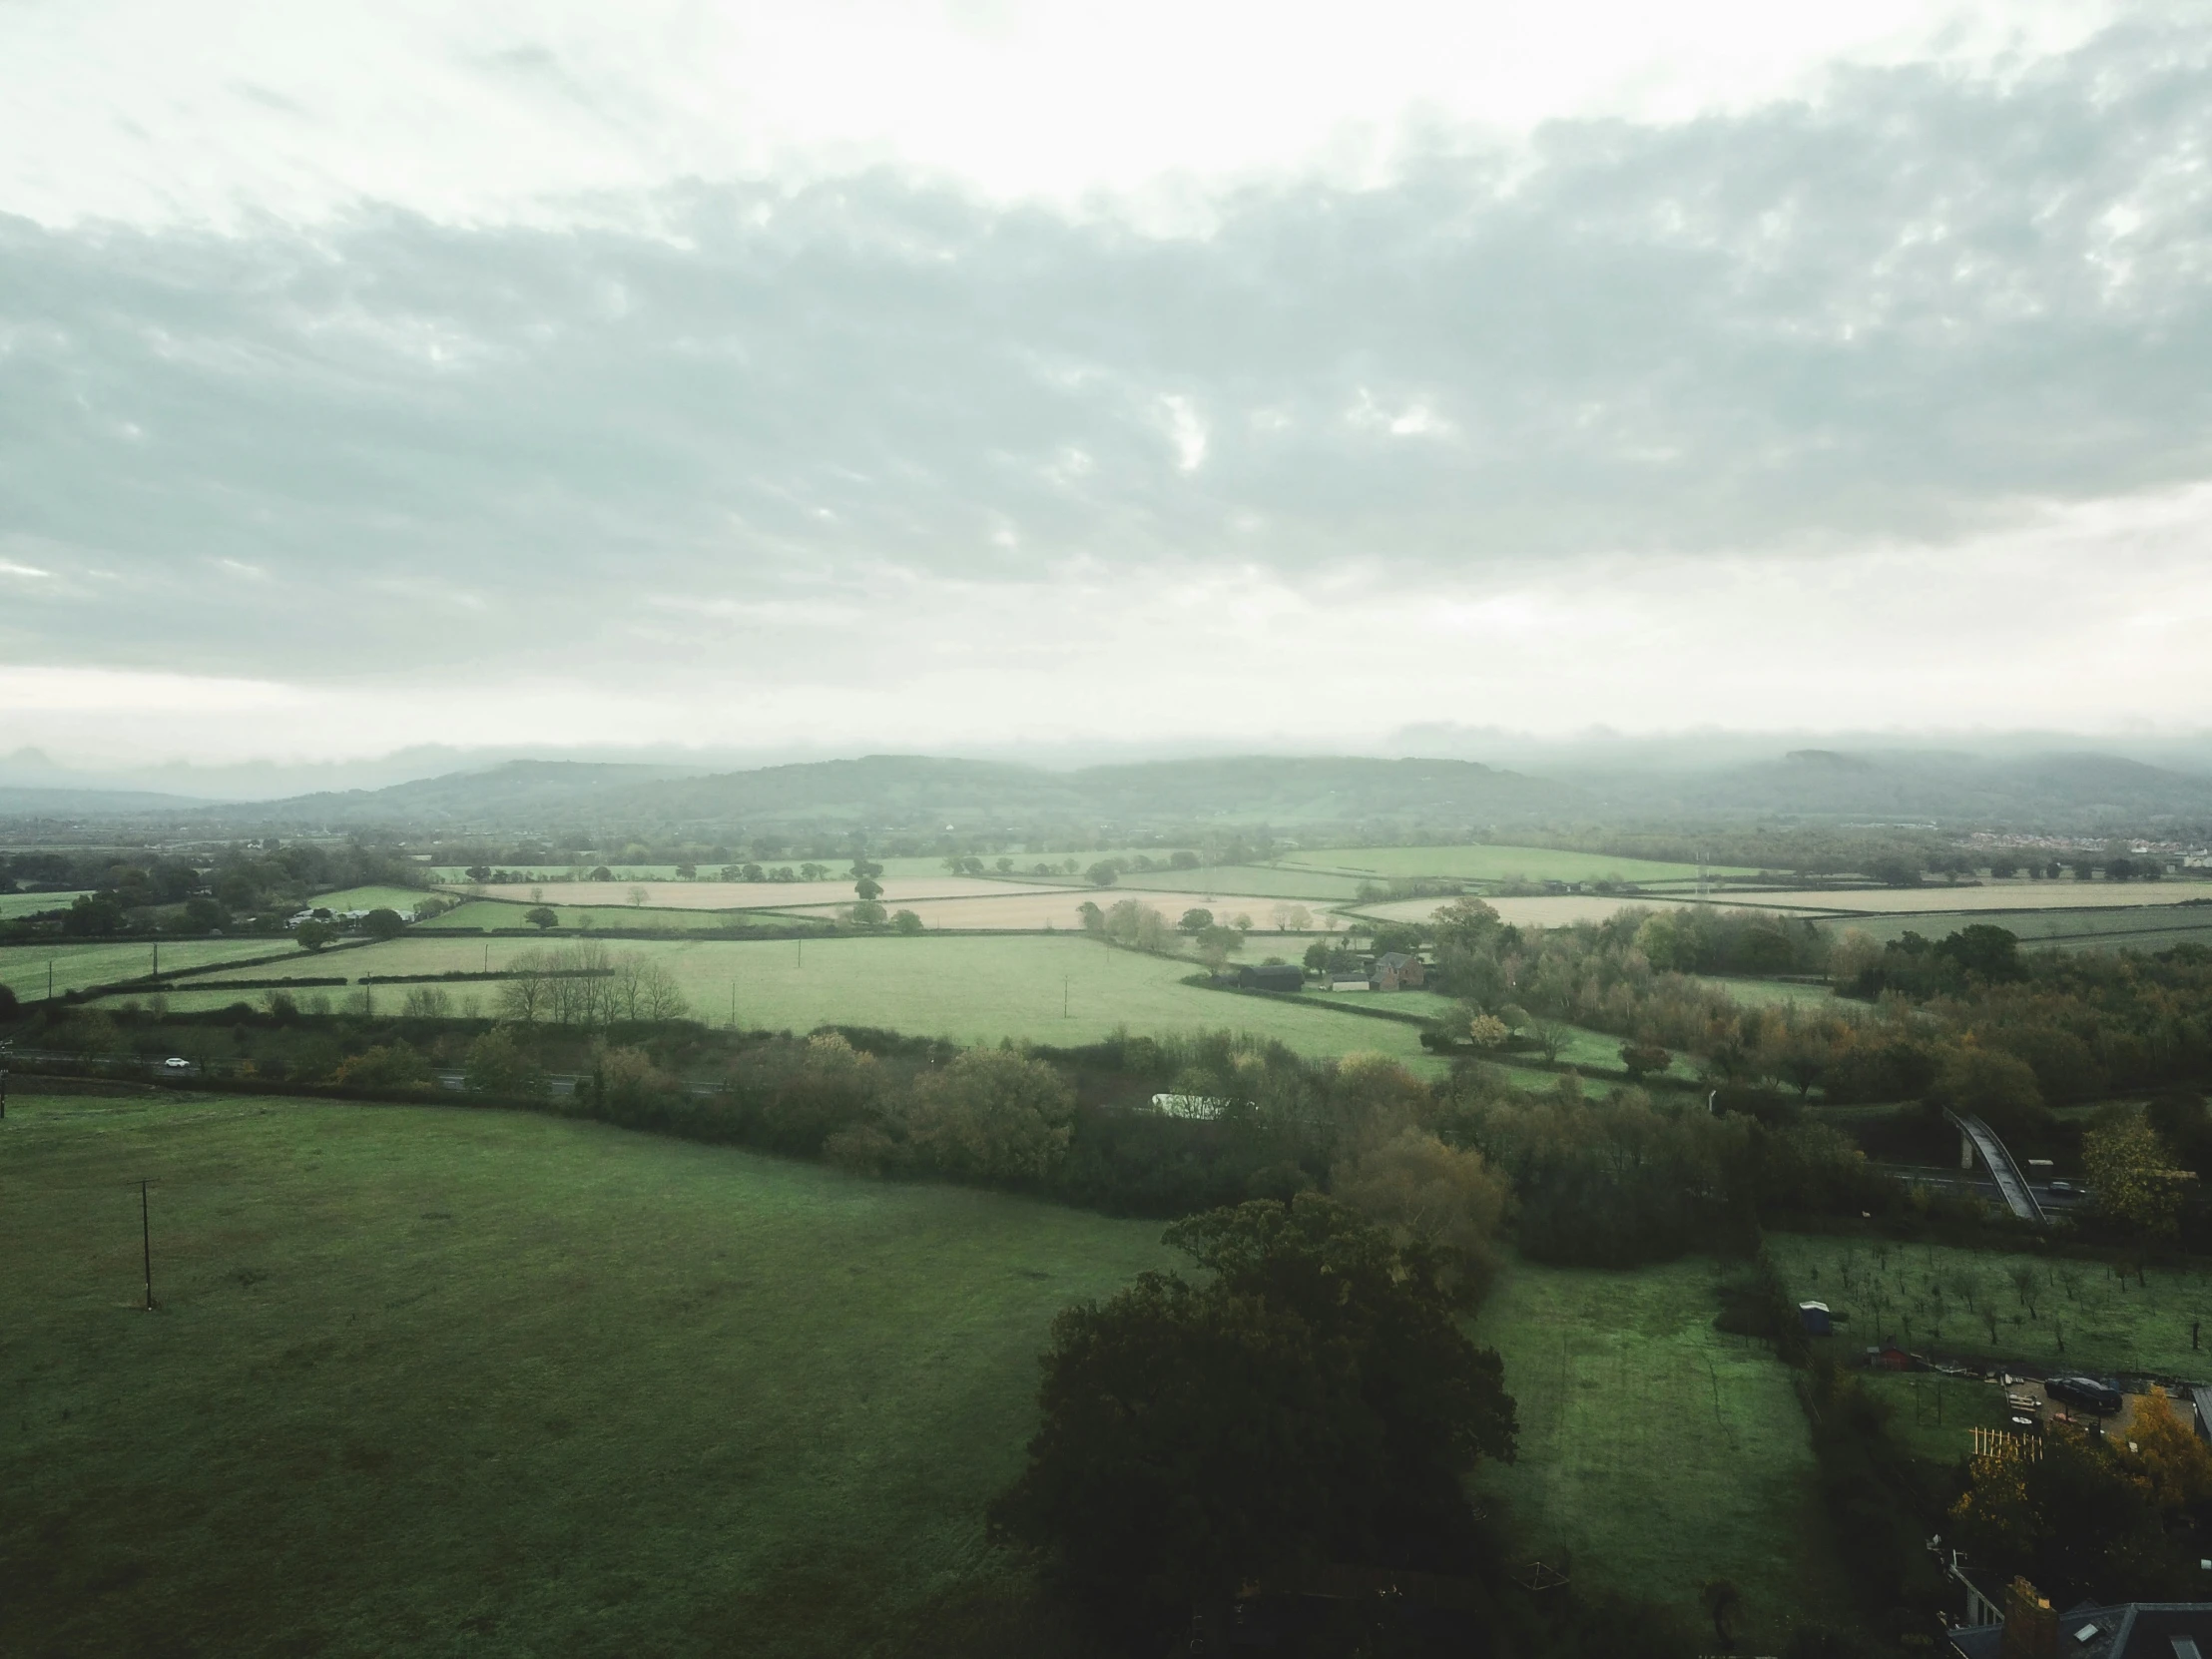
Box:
[1369,952,1425,991]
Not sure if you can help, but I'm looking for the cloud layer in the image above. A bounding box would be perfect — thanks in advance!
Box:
[2,15,2209,756]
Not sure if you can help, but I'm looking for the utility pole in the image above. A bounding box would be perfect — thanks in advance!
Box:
[1063,975,1070,1018]
[138,1179,156,1312]
[1,1038,12,1120]
[152,938,160,979]
[731,980,738,1029]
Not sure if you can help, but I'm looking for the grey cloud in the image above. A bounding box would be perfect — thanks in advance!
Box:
[2,20,2208,683]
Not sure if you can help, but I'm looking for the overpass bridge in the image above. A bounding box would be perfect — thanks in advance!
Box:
[1943,1108,2047,1225]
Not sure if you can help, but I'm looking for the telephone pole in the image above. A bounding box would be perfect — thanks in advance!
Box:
[138,1179,156,1311]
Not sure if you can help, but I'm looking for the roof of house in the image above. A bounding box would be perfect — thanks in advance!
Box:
[1950,1603,2212,1659]
[1373,952,1418,969]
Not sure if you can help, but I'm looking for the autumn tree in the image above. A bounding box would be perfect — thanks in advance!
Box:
[2086,1116,2188,1239]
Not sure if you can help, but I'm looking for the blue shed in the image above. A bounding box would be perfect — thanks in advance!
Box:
[1798,1302,1833,1337]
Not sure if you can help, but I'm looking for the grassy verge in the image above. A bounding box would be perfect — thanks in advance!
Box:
[1468,1254,1849,1645]
[0,1091,1170,1658]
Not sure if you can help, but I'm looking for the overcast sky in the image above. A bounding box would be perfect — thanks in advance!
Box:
[3,0,2209,765]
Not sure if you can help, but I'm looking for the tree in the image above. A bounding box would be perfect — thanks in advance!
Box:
[991,1196,1516,1623]
[848,899,887,926]
[1333,1128,1509,1305]
[1077,901,1105,933]
[2086,1116,2187,1238]
[1178,907,1215,934]
[895,1046,1075,1182]
[891,908,923,935]
[675,863,697,879]
[524,906,559,931]
[1935,1047,2047,1141]
[464,1027,549,1097]
[626,885,650,908]
[328,1043,433,1092]
[361,907,406,940]
[1619,1042,1672,1081]
[1084,860,1120,888]
[589,864,614,881]
[1949,1426,2172,1606]
[1528,1017,1572,1064]
[1194,923,1245,969]
[293,919,336,952]
[853,876,884,903]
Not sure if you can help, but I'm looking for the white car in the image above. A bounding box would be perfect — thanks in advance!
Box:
[163,1056,193,1070]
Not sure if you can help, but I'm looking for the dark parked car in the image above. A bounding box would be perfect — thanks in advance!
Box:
[2046,1376,2124,1415]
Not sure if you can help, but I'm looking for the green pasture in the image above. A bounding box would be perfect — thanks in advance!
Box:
[306,885,440,914]
[140,934,1448,1069]
[1166,865,1366,902]
[1308,987,1701,1083]
[1279,844,1755,885]
[1696,976,1836,1008]
[1469,1255,1846,1642]
[427,899,794,933]
[0,889,89,920]
[0,937,303,1001]
[1768,1235,2212,1381]
[428,857,1073,883]
[0,1091,1170,1657]
[1830,905,2212,953]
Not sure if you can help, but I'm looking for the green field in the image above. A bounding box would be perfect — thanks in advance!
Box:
[1279,844,1755,885]
[1469,1255,1846,1641]
[428,899,795,933]
[0,937,306,1000]
[1165,865,1368,901]
[0,1090,1172,1657]
[306,885,440,914]
[1768,1235,2212,1380]
[1833,905,2212,953]
[1695,976,1836,1009]
[0,889,89,919]
[144,934,1448,1069]
[428,856,1076,883]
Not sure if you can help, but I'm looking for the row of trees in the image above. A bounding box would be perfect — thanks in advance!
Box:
[491,945,690,1025]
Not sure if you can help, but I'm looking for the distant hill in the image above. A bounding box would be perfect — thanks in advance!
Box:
[195,753,1585,832]
[0,787,214,817]
[1614,750,2212,824]
[240,760,716,826]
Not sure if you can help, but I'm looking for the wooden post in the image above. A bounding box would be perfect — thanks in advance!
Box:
[140,1179,155,1312]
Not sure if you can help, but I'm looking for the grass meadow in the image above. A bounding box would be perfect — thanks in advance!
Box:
[0,1090,1172,1658]
[141,934,1449,1069]
[304,885,443,914]
[1468,1255,1847,1644]
[0,889,89,919]
[1767,1235,2212,1381]
[0,937,304,1001]
[1280,844,1748,886]
[430,899,799,933]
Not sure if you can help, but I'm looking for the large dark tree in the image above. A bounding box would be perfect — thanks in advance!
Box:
[991,1196,1515,1623]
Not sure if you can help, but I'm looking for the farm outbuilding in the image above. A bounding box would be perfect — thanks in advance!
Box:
[1237,964,1305,992]
[1798,1302,1832,1337]
[1369,952,1425,991]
